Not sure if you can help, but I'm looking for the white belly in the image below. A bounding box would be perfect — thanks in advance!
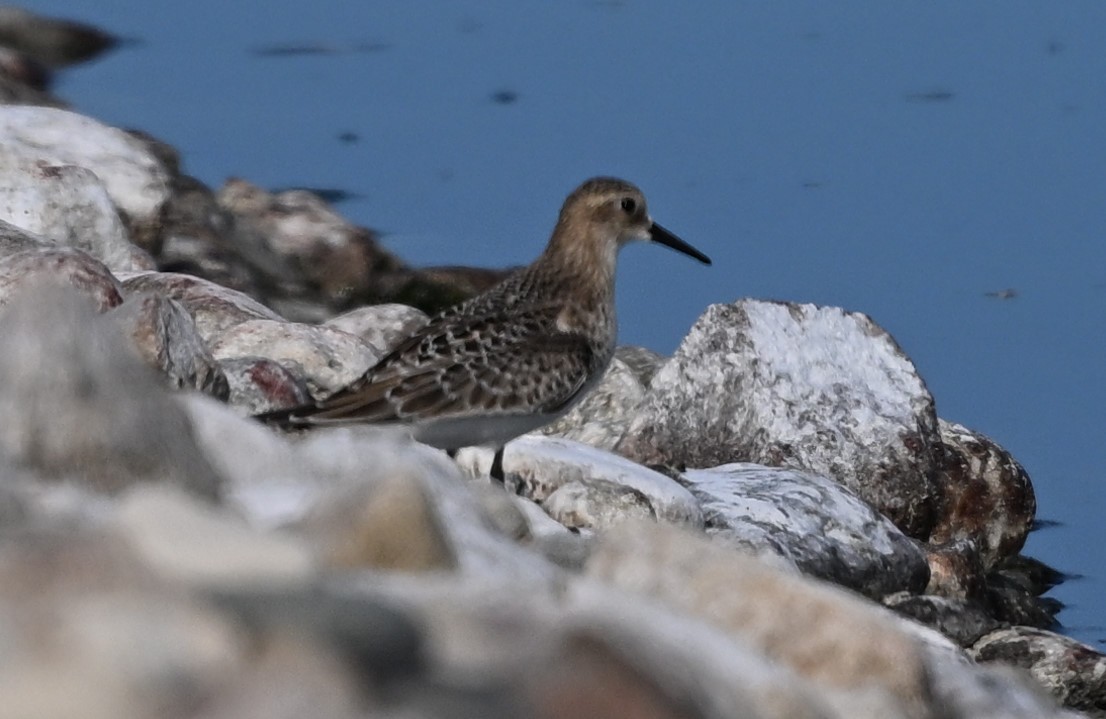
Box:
[409,410,565,450]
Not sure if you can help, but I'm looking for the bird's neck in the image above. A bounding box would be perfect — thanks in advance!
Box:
[538,220,618,347]
[541,217,618,297]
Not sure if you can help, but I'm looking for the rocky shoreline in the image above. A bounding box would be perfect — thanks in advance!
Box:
[0,8,1102,718]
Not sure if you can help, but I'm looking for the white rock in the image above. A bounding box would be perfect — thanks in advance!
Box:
[456,435,704,529]
[614,344,666,386]
[542,479,656,529]
[219,356,311,416]
[210,319,380,396]
[323,303,428,352]
[175,394,315,527]
[0,146,154,271]
[294,429,560,583]
[511,494,575,539]
[0,106,171,244]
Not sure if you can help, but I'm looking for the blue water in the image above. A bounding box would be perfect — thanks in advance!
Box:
[29,0,1106,643]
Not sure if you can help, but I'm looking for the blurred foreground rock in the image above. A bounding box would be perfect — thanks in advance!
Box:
[0,284,222,499]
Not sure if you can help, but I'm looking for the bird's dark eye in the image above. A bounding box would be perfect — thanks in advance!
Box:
[620,197,636,214]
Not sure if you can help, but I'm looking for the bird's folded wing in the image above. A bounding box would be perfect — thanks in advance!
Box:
[257,307,595,427]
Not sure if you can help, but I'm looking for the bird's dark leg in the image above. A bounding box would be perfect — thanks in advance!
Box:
[490,447,505,483]
[445,448,458,460]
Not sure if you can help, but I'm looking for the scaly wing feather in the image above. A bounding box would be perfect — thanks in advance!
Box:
[258,303,596,428]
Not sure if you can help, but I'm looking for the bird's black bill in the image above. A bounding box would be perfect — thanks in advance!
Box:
[649,222,711,265]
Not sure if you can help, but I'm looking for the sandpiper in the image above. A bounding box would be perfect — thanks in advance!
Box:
[258,177,711,480]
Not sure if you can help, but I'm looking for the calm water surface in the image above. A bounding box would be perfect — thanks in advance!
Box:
[29,0,1106,643]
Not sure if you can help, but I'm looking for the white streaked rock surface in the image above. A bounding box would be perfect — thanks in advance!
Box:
[617,299,943,538]
[683,463,928,598]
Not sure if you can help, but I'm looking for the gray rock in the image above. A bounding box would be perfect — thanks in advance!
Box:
[219,356,311,415]
[972,626,1106,715]
[983,555,1064,628]
[0,146,154,271]
[883,593,1001,648]
[682,463,929,599]
[0,217,52,257]
[536,357,646,451]
[120,271,283,343]
[0,587,245,719]
[931,420,1036,569]
[472,484,533,542]
[0,46,50,92]
[617,300,943,538]
[332,575,562,707]
[207,588,425,707]
[323,302,428,352]
[108,290,229,397]
[0,106,171,250]
[340,572,832,719]
[0,247,123,310]
[0,283,223,498]
[210,319,381,397]
[174,395,305,525]
[456,435,704,529]
[190,628,368,719]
